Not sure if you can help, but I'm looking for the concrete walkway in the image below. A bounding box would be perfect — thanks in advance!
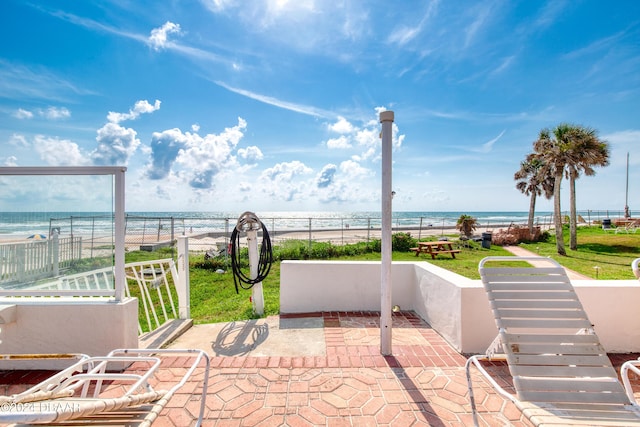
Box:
[501,245,593,280]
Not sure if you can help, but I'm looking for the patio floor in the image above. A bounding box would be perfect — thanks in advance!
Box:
[2,311,639,426]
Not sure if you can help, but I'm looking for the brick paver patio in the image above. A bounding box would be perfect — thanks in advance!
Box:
[2,311,639,426]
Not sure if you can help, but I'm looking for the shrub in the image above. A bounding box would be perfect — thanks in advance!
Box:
[391,232,417,252]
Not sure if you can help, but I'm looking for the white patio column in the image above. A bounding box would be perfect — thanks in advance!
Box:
[380,110,394,356]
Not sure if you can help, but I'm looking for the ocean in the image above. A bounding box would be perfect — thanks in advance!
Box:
[0,210,627,238]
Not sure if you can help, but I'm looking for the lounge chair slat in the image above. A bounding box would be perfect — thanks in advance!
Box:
[485,279,573,289]
[481,266,566,275]
[497,318,593,329]
[518,390,631,404]
[515,377,625,392]
[508,342,607,355]
[511,365,618,377]
[495,309,587,319]
[504,333,602,344]
[487,291,581,300]
[507,353,613,366]
[492,299,583,309]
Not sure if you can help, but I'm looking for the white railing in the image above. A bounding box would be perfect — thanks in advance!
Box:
[2,258,184,336]
[0,237,83,285]
[124,259,180,335]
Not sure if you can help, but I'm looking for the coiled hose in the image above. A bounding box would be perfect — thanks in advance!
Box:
[229,212,273,293]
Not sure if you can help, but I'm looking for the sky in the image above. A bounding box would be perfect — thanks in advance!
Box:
[1,0,639,213]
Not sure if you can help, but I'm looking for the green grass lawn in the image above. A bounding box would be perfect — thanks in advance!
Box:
[518,226,640,280]
[125,226,640,324]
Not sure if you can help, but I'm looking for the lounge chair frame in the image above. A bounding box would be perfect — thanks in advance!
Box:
[0,348,209,426]
[466,256,640,426]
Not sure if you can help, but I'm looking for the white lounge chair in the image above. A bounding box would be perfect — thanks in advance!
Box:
[466,256,640,426]
[0,348,209,426]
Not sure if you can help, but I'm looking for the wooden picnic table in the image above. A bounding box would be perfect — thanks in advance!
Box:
[411,241,461,259]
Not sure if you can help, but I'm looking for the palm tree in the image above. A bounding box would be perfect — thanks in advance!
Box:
[533,124,574,256]
[456,214,477,239]
[533,123,610,255]
[514,153,554,237]
[565,126,609,250]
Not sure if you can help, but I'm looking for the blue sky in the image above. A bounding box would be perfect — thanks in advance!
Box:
[1,0,639,213]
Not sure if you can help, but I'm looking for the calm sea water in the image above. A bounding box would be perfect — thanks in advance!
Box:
[0,210,572,237]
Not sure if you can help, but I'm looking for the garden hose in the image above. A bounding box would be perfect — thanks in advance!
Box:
[229,212,273,293]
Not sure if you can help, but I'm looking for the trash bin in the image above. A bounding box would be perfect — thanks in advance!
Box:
[481,232,492,249]
[602,218,612,227]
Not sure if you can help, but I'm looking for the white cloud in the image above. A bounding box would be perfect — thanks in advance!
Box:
[39,106,71,120]
[323,108,404,158]
[237,146,263,163]
[33,135,90,166]
[148,21,182,51]
[9,134,29,147]
[13,106,70,120]
[3,156,18,166]
[146,118,248,190]
[107,99,161,123]
[260,160,313,201]
[328,116,355,134]
[326,135,352,149]
[339,159,372,178]
[191,123,200,132]
[91,123,140,165]
[199,0,236,13]
[14,108,33,119]
[316,164,337,188]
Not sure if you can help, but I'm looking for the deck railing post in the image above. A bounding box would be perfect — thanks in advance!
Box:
[176,236,190,319]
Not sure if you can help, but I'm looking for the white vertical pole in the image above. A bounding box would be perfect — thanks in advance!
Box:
[114,167,126,302]
[248,229,264,316]
[380,110,394,356]
[176,236,190,319]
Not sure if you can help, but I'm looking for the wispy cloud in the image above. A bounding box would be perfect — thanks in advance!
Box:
[45,8,148,44]
[474,130,505,153]
[40,6,236,67]
[562,29,629,60]
[463,3,494,49]
[489,55,516,77]
[214,80,335,118]
[387,0,439,47]
[13,109,33,119]
[531,0,569,31]
[0,60,95,101]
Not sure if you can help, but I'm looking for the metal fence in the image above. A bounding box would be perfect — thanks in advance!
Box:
[25,209,635,257]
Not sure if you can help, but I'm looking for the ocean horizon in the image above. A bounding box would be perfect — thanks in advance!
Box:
[0,209,632,237]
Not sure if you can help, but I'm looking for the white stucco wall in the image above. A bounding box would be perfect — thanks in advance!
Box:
[280,260,640,354]
[280,261,416,313]
[0,298,139,369]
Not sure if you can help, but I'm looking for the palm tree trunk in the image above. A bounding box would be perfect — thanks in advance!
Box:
[553,172,566,255]
[569,172,577,250]
[528,191,536,237]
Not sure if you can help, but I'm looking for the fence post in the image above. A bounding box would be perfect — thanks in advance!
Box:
[176,236,190,319]
[52,230,60,276]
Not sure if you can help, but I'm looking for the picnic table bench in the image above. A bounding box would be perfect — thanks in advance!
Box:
[410,241,461,259]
